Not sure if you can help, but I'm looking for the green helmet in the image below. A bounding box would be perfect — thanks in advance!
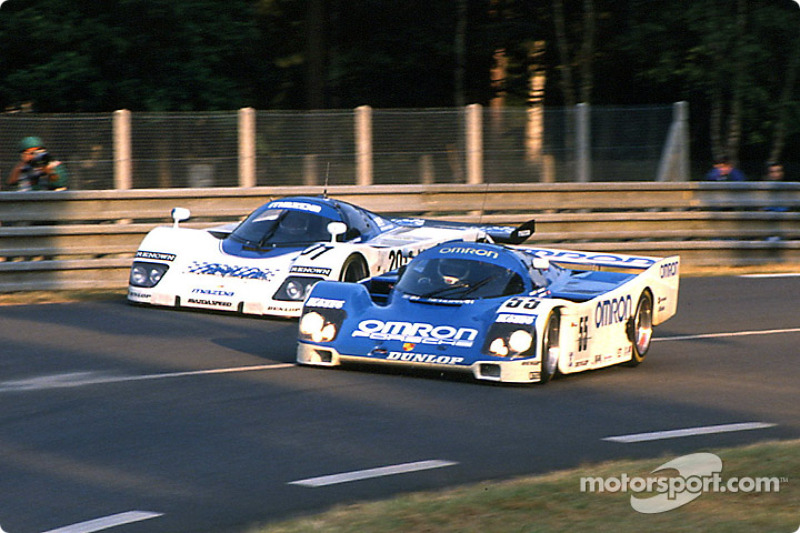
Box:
[19,136,44,152]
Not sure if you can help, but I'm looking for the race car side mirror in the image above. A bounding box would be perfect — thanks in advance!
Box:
[533,258,550,270]
[171,207,191,228]
[327,221,347,242]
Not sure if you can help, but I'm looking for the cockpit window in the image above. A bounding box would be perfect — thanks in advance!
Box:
[395,258,526,300]
[229,207,338,247]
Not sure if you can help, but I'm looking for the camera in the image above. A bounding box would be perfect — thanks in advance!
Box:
[29,149,51,168]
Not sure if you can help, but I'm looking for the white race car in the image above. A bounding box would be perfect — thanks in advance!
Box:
[128,195,535,318]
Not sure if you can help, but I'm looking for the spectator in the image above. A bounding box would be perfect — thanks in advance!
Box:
[5,136,69,191]
[705,157,746,181]
[763,162,784,181]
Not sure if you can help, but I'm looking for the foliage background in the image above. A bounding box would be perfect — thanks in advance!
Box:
[0,0,798,176]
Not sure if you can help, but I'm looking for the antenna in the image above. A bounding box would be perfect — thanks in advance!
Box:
[323,162,331,198]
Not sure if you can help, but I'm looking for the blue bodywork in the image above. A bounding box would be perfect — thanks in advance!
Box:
[298,241,636,372]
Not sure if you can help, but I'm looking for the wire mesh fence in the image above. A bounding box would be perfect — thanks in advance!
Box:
[0,104,680,190]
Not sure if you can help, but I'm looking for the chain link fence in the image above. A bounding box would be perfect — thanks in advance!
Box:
[0,104,681,190]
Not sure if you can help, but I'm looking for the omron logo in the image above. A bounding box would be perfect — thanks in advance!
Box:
[353,319,478,347]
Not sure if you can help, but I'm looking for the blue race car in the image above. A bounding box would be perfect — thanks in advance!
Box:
[297,241,680,384]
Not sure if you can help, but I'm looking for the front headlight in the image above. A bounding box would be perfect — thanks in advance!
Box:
[483,322,537,358]
[508,330,533,353]
[130,262,169,288]
[274,277,324,301]
[298,308,346,343]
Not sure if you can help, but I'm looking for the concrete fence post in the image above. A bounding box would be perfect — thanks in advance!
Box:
[466,104,484,184]
[113,109,132,190]
[238,107,257,188]
[355,105,373,186]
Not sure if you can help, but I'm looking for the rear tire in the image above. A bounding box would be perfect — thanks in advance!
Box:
[540,310,561,383]
[626,290,653,366]
[340,255,368,282]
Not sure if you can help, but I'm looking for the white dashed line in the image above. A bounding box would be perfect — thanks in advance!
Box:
[602,422,777,443]
[289,460,459,487]
[653,327,800,343]
[40,511,163,533]
[0,364,295,393]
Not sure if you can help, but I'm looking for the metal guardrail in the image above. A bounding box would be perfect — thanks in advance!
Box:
[1,182,799,292]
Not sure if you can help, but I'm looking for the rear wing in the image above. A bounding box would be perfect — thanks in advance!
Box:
[391,218,536,245]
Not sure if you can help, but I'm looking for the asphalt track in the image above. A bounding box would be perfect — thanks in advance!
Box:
[0,275,798,532]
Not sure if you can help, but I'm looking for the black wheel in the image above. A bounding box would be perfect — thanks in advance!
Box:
[626,290,653,366]
[340,254,368,282]
[540,310,561,383]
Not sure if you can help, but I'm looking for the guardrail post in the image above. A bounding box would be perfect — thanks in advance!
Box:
[238,107,257,188]
[113,109,132,190]
[466,103,484,184]
[576,103,591,182]
[355,105,373,186]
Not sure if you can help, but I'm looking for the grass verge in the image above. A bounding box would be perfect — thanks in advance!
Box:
[249,439,798,533]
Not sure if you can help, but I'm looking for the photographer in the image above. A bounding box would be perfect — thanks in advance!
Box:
[5,136,69,191]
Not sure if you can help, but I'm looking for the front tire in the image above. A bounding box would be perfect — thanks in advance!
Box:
[540,310,561,383]
[340,254,368,282]
[626,290,653,366]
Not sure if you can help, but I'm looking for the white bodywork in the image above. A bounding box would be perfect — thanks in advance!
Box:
[128,220,487,318]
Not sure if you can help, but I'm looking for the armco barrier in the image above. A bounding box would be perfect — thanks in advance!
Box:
[1,182,799,292]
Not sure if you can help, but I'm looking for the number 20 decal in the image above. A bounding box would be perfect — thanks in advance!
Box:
[389,249,415,271]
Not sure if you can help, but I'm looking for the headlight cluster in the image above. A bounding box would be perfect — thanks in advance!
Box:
[299,308,346,343]
[130,262,169,288]
[274,276,323,301]
[483,322,537,358]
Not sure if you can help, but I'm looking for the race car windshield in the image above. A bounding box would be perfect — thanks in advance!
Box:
[230,208,338,247]
[395,258,525,300]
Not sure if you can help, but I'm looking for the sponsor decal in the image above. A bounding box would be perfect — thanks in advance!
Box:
[532,249,655,267]
[267,200,322,213]
[136,250,176,262]
[407,295,474,305]
[267,305,300,312]
[128,290,151,300]
[187,298,233,307]
[660,261,679,278]
[305,297,345,309]
[438,246,499,259]
[386,352,465,365]
[496,313,535,325]
[192,288,234,297]
[290,265,332,276]
[595,295,632,328]
[186,261,275,281]
[353,319,478,347]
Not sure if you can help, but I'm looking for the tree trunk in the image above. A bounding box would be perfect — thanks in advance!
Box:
[553,0,576,106]
[769,31,800,165]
